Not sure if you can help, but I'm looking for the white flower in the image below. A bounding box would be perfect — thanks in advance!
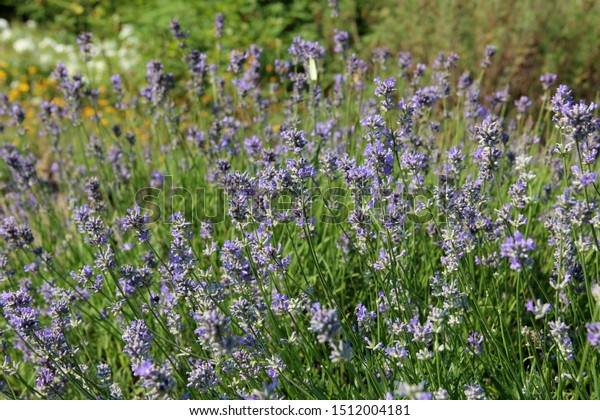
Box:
[39,53,53,68]
[592,284,600,306]
[39,37,57,49]
[89,60,107,76]
[13,37,35,54]
[1,28,13,42]
[54,44,67,54]
[119,24,135,40]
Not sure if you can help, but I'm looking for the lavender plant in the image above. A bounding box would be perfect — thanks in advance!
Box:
[0,17,599,401]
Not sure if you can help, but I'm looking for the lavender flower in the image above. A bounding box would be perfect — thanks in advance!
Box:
[525,299,552,320]
[76,32,93,61]
[398,51,412,78]
[140,61,174,108]
[281,126,307,153]
[548,318,574,360]
[364,139,394,175]
[185,50,209,96]
[374,77,396,99]
[372,47,390,70]
[214,13,225,38]
[466,331,484,355]
[289,36,326,65]
[309,303,341,344]
[571,166,597,192]
[557,99,598,142]
[540,73,557,90]
[122,319,153,362]
[187,359,220,393]
[333,29,349,54]
[480,45,496,68]
[110,74,123,94]
[71,265,103,293]
[464,381,487,399]
[389,382,432,400]
[0,216,34,249]
[328,0,340,17]
[121,205,151,243]
[51,63,85,122]
[133,359,175,399]
[0,288,39,336]
[586,323,600,351]
[514,96,532,113]
[500,231,536,271]
[169,19,189,44]
[228,50,247,74]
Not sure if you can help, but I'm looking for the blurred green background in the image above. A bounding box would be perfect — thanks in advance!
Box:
[1,0,599,99]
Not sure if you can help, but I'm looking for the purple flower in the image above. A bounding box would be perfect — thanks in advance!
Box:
[559,100,598,141]
[540,73,557,90]
[228,49,247,74]
[374,77,397,98]
[289,36,326,64]
[500,231,536,271]
[0,216,34,249]
[132,359,175,399]
[466,331,484,355]
[480,45,496,68]
[169,19,189,43]
[464,381,486,399]
[391,382,432,400]
[76,32,93,61]
[71,265,103,293]
[514,95,532,113]
[214,13,225,38]
[525,299,552,319]
[333,29,349,54]
[150,171,165,187]
[0,288,39,336]
[551,84,573,113]
[586,323,600,350]
[122,319,153,362]
[365,139,394,175]
[272,292,289,314]
[328,0,340,17]
[281,126,307,153]
[398,51,412,77]
[548,318,574,360]
[372,47,390,69]
[140,61,174,108]
[355,303,376,331]
[184,50,208,96]
[118,264,153,296]
[193,308,235,354]
[309,303,341,344]
[187,359,220,393]
[110,74,122,94]
[50,62,85,122]
[406,316,433,344]
[1,145,37,186]
[571,165,597,191]
[121,205,151,243]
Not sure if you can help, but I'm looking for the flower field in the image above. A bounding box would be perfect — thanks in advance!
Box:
[1,11,600,400]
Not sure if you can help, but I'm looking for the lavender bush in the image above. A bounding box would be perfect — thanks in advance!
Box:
[0,17,599,400]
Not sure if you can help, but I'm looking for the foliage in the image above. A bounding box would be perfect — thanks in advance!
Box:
[2,0,600,99]
[0,7,600,401]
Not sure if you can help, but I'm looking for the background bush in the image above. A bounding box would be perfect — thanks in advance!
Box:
[2,0,600,99]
